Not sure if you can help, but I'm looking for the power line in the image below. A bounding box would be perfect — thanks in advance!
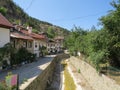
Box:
[48,11,108,22]
[73,11,107,19]
[17,0,35,24]
[25,0,35,11]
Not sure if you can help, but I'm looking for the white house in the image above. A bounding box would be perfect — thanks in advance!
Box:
[47,36,64,54]
[47,39,56,54]
[54,36,64,53]
[0,13,12,47]
[0,13,12,68]
[21,27,47,57]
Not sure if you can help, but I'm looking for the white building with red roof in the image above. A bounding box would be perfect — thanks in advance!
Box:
[54,36,64,53]
[0,13,13,47]
[20,27,47,57]
[11,25,47,57]
[47,36,64,54]
[10,29,34,53]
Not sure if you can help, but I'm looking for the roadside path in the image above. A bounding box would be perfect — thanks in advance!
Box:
[0,55,55,89]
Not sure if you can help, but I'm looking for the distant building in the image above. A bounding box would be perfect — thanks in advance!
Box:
[47,36,64,54]
[0,13,12,47]
[54,36,64,53]
[47,39,56,54]
[21,27,47,57]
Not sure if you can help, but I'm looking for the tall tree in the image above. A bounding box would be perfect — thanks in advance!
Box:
[47,27,55,38]
[0,7,7,15]
[100,0,120,67]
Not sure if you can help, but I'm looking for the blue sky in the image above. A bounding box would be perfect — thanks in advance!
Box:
[13,0,114,30]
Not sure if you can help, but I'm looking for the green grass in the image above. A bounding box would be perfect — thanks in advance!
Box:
[62,61,76,90]
[78,69,81,73]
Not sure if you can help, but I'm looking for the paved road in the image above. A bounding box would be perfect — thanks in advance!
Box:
[0,55,55,85]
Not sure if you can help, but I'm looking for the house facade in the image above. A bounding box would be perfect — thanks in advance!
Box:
[0,13,13,68]
[0,13,12,47]
[20,27,47,57]
[10,29,33,53]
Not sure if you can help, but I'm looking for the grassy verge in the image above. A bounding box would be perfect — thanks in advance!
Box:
[62,61,76,90]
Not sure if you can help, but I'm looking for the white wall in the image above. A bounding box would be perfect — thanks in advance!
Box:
[0,27,10,47]
[34,40,39,50]
[33,40,40,57]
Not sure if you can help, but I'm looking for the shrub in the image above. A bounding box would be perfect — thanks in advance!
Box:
[40,46,47,56]
[89,50,108,72]
[0,81,10,90]
[0,7,7,15]
[78,69,81,73]
[10,47,36,65]
[27,52,36,62]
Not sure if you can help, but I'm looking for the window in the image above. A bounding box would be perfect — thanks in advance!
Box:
[40,44,43,47]
[23,41,27,48]
[35,53,37,57]
[13,40,16,48]
[28,41,32,48]
[11,40,16,48]
[35,42,37,48]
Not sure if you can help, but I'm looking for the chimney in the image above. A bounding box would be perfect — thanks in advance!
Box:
[13,24,21,31]
[27,26,32,34]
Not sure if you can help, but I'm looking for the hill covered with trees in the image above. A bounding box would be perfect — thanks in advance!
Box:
[0,0,69,38]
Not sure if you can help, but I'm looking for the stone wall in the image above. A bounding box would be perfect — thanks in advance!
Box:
[69,56,120,90]
[24,54,69,90]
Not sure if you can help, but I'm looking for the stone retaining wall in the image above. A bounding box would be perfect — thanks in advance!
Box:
[69,56,120,90]
[24,54,69,90]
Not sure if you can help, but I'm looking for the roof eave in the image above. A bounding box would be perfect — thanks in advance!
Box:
[0,24,13,29]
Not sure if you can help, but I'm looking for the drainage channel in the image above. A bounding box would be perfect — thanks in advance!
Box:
[45,61,61,90]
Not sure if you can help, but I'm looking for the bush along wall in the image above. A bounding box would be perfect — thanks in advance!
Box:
[10,47,36,66]
[0,43,36,69]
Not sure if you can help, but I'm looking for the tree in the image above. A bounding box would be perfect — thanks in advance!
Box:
[0,7,7,15]
[64,26,87,55]
[64,26,109,71]
[100,0,120,67]
[90,25,97,31]
[64,0,120,71]
[47,27,55,38]
[32,29,39,34]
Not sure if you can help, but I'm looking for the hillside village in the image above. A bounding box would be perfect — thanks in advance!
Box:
[0,13,64,70]
[0,0,120,90]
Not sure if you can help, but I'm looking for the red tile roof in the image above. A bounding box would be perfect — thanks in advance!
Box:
[0,13,13,28]
[20,30,46,40]
[10,32,33,40]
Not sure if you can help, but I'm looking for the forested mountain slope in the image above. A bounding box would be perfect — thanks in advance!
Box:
[0,0,69,37]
